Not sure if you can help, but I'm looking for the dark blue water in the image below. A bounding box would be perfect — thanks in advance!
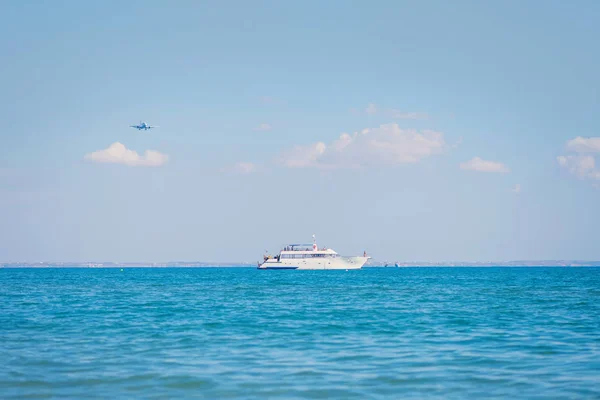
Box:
[1,267,599,399]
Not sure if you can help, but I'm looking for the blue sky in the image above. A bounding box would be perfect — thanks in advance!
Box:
[1,0,599,262]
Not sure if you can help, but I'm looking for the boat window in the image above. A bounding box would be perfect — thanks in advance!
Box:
[281,253,339,259]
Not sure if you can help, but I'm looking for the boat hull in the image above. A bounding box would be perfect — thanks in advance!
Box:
[258,256,369,270]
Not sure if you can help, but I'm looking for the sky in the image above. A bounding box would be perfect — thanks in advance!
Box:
[1,0,599,262]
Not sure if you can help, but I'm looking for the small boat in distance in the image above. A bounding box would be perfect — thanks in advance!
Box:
[258,235,370,270]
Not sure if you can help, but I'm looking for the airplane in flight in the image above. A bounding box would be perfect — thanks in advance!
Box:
[130,121,158,131]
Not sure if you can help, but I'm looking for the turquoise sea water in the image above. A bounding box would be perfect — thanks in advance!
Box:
[1,267,599,399]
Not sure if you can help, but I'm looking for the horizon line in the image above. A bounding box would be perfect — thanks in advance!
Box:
[2,260,600,266]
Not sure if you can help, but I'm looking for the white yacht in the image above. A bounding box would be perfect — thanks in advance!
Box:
[258,235,370,270]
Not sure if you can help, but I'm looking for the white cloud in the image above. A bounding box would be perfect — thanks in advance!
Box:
[362,103,428,120]
[254,123,272,132]
[84,142,168,167]
[557,155,599,179]
[460,157,509,173]
[557,137,600,182]
[511,184,521,194]
[233,162,256,174]
[279,142,327,168]
[566,136,600,153]
[278,123,445,169]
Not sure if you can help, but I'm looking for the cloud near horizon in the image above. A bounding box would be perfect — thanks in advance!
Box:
[278,123,445,169]
[460,157,509,173]
[84,142,168,167]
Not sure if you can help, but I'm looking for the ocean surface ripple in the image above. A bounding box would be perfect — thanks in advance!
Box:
[1,267,599,399]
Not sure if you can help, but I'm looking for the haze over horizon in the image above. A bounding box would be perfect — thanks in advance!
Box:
[1,0,599,263]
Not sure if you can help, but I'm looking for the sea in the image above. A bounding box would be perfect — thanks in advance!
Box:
[1,267,599,399]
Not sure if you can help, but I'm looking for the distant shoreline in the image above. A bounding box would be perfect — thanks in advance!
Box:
[2,261,599,268]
